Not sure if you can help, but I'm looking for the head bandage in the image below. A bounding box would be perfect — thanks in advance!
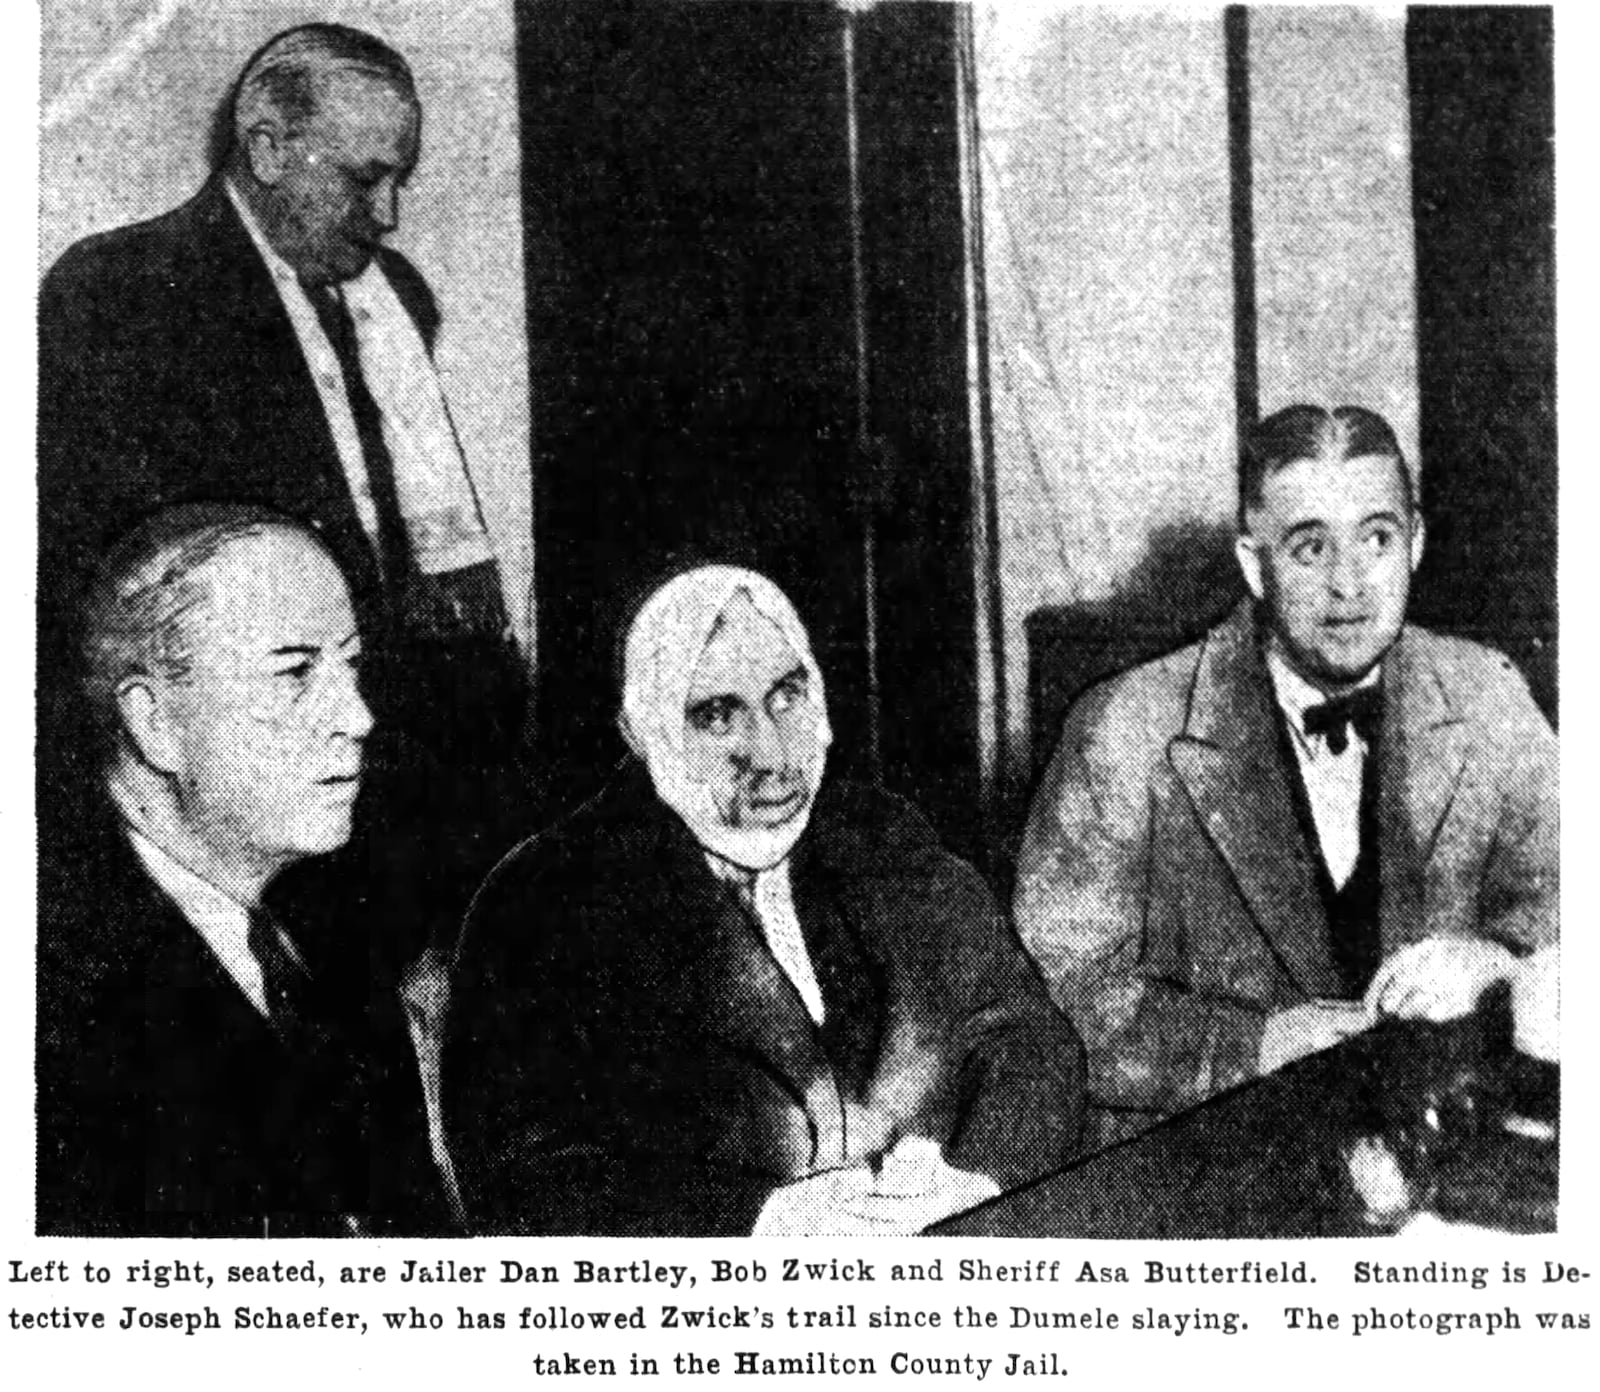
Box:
[621,566,832,870]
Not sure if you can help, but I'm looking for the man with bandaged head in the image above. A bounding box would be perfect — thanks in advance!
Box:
[446,565,1083,1235]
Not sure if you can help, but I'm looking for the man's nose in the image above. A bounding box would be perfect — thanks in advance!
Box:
[737,712,787,775]
[332,667,376,742]
[1327,541,1363,599]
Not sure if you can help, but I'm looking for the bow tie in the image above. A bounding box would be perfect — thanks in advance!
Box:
[1302,687,1382,756]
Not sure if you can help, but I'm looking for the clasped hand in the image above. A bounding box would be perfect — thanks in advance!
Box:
[1259,936,1518,1074]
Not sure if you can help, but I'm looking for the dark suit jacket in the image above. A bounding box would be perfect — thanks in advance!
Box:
[38,176,437,623]
[37,180,528,944]
[1015,601,1558,1144]
[35,807,442,1236]
[445,769,1085,1235]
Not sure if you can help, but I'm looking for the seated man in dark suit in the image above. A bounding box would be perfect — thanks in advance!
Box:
[36,503,441,1235]
[446,565,1084,1235]
[1016,405,1558,1150]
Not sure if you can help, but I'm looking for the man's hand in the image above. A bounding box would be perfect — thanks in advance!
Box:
[751,1139,1001,1237]
[1259,1000,1372,1075]
[1364,937,1516,1023]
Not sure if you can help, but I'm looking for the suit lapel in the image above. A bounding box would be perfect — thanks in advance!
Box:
[790,830,884,1098]
[1378,630,1468,947]
[186,182,382,599]
[123,852,284,1057]
[1168,603,1339,997]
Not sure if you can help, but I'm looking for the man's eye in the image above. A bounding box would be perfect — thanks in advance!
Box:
[768,678,807,715]
[688,700,736,734]
[271,660,315,695]
[1365,526,1396,553]
[1289,536,1325,566]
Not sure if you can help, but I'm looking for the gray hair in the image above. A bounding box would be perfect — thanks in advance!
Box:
[80,503,327,759]
[229,23,414,156]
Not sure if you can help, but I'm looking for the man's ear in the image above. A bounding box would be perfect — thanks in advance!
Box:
[1409,514,1426,574]
[616,709,646,762]
[1234,532,1266,602]
[115,678,184,776]
[243,119,292,187]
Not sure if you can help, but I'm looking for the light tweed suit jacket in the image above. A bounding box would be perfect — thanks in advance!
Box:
[1015,601,1558,1144]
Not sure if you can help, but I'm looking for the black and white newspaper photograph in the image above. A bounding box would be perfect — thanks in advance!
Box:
[6,0,1595,1385]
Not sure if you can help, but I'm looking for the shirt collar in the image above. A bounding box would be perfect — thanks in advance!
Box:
[704,851,792,895]
[123,822,252,939]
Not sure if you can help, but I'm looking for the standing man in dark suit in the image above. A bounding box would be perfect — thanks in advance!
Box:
[37,503,441,1235]
[1015,405,1558,1150]
[39,23,524,781]
[446,565,1083,1235]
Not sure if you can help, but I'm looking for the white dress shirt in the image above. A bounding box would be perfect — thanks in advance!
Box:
[225,180,385,546]
[125,826,300,1022]
[1264,651,1381,890]
[226,182,494,577]
[709,855,827,1025]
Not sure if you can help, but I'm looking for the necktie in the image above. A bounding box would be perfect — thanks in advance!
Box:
[247,908,313,1043]
[1303,687,1383,756]
[308,284,414,586]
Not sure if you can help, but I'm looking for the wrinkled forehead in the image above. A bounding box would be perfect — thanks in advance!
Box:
[184,530,355,661]
[1247,451,1413,530]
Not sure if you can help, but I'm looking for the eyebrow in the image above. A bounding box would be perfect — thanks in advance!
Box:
[268,644,322,659]
[686,692,746,715]
[768,665,808,695]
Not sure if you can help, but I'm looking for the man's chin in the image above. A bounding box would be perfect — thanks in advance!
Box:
[311,243,378,286]
[292,814,357,857]
[1284,629,1398,691]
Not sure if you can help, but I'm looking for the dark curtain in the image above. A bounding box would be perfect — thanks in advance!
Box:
[517,0,979,853]
[1406,6,1556,721]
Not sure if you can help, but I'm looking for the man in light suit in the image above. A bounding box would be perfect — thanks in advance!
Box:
[37,504,441,1235]
[39,22,524,781]
[1015,405,1557,1149]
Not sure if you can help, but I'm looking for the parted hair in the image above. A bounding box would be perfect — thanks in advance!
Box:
[1240,404,1416,526]
[79,502,328,758]
[228,23,414,158]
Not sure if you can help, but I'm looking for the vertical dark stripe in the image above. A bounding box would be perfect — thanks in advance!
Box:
[956,5,1009,858]
[1225,5,1259,434]
[1405,6,1557,721]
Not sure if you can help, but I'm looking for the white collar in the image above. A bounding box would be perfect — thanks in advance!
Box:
[125,823,254,931]
[123,825,276,1018]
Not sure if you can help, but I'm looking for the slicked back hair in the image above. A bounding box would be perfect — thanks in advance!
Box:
[1239,404,1416,528]
[224,22,414,166]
